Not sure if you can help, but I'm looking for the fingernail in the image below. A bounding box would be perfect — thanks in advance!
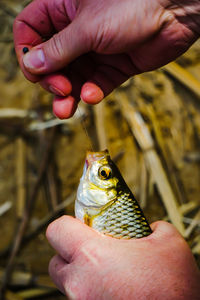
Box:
[49,85,66,96]
[23,49,45,69]
[81,82,104,104]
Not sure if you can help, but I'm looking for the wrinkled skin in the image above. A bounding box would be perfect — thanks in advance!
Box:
[46,218,200,300]
[13,0,200,118]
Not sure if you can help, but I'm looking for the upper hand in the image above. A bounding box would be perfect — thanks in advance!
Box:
[13,0,200,118]
[46,218,200,299]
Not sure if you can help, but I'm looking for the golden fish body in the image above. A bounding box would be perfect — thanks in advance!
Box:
[75,150,152,239]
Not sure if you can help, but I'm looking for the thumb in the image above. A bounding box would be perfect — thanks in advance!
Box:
[23,19,90,75]
[46,216,99,262]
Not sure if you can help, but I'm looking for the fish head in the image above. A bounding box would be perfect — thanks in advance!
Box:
[76,150,120,220]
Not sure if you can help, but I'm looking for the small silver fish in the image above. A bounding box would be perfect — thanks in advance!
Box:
[75,150,152,239]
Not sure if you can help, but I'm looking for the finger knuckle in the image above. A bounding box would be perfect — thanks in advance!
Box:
[78,241,101,267]
[48,255,57,275]
[65,287,79,300]
[48,33,65,59]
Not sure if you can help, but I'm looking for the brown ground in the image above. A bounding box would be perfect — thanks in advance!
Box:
[0,1,200,299]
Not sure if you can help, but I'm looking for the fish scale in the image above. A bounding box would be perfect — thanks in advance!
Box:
[92,192,151,239]
[75,150,152,239]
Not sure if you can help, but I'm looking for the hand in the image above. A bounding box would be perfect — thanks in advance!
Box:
[14,0,200,118]
[46,217,200,299]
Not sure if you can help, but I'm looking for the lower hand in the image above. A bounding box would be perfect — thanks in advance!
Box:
[46,217,200,299]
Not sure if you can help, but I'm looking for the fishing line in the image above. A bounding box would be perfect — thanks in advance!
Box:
[78,106,94,151]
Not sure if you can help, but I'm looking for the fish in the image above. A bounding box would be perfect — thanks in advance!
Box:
[75,150,152,239]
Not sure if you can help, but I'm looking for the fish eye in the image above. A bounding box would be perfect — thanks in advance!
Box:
[98,166,112,180]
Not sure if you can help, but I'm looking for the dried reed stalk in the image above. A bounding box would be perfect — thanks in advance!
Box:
[5,290,23,300]
[0,128,55,299]
[0,268,55,289]
[16,137,26,219]
[139,155,148,209]
[145,104,186,204]
[185,209,200,239]
[179,202,199,215]
[117,91,185,235]
[192,236,200,255]
[94,102,107,150]
[163,62,200,99]
[16,288,56,299]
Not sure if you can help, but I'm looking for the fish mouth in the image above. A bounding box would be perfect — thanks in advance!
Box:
[86,150,109,165]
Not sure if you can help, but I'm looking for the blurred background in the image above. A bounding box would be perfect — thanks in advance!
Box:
[0,0,200,299]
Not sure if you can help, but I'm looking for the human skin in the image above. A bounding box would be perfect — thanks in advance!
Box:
[13,0,200,118]
[46,217,200,300]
